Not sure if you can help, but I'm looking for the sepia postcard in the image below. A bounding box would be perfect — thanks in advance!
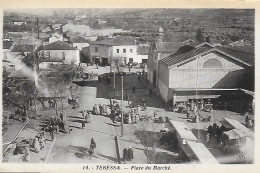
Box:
[0,0,259,172]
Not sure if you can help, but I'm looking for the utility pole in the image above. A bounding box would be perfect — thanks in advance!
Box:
[114,71,116,89]
[121,75,124,136]
[36,18,39,39]
[114,136,121,164]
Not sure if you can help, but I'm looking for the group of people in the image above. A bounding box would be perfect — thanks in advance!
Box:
[122,146,134,162]
[93,104,109,116]
[24,134,46,162]
[137,69,147,82]
[48,111,70,141]
[111,101,121,123]
[206,123,225,146]
[124,107,140,124]
[81,110,92,128]
[33,135,45,153]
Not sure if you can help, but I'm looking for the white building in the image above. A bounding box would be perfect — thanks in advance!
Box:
[39,41,80,69]
[157,43,254,102]
[70,36,90,50]
[13,21,27,25]
[90,36,138,66]
[89,36,150,66]
[48,33,68,43]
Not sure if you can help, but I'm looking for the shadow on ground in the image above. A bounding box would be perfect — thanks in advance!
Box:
[69,145,88,159]
[191,129,207,143]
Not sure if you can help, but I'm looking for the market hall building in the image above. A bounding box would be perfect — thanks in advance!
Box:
[156,42,254,111]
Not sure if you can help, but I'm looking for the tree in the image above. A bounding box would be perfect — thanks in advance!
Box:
[196,28,205,42]
[205,36,211,44]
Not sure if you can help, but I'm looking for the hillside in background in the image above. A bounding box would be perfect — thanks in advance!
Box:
[4,9,254,44]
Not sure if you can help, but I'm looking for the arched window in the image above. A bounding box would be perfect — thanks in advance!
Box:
[203,58,223,68]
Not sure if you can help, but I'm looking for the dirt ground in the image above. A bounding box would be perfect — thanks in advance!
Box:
[3,65,253,164]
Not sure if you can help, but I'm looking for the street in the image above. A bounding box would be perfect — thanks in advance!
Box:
[3,65,251,164]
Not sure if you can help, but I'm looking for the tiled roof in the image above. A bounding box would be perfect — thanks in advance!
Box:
[161,44,213,67]
[92,36,136,46]
[137,46,149,55]
[43,41,77,50]
[11,45,35,52]
[3,41,13,49]
[215,45,254,66]
[155,42,184,53]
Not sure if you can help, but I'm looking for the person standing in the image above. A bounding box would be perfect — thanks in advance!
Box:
[128,146,133,161]
[123,147,128,161]
[142,99,146,110]
[50,125,55,141]
[142,69,145,80]
[137,105,141,117]
[82,119,86,129]
[128,63,131,72]
[34,137,40,153]
[60,111,64,121]
[89,138,96,159]
[138,75,141,82]
[24,146,30,162]
[245,115,249,127]
[193,104,198,116]
[190,100,194,111]
[206,133,210,146]
[39,135,45,150]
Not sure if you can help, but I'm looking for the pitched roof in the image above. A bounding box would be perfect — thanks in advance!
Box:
[161,43,254,68]
[52,24,62,28]
[13,38,41,45]
[43,41,77,50]
[161,44,213,67]
[8,69,31,79]
[3,41,13,49]
[155,42,184,53]
[39,58,64,62]
[6,32,24,38]
[137,46,149,55]
[11,45,35,52]
[215,45,254,66]
[92,36,136,46]
[70,36,90,43]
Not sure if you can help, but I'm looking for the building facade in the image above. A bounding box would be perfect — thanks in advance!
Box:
[147,42,184,87]
[157,43,254,103]
[39,41,80,69]
[89,36,139,66]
